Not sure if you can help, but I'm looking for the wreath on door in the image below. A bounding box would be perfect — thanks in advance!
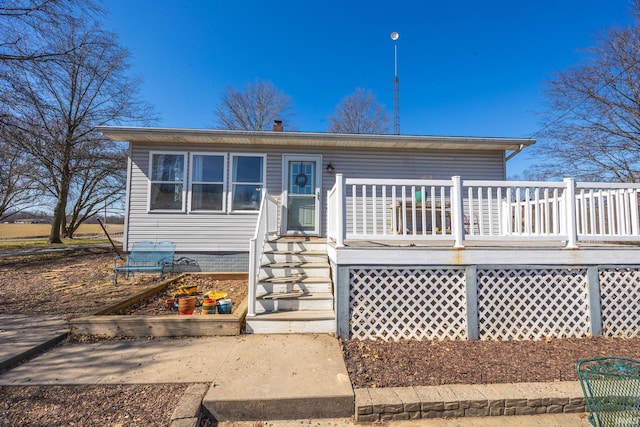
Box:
[295,172,308,188]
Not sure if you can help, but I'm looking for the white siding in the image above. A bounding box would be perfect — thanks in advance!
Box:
[126,141,506,251]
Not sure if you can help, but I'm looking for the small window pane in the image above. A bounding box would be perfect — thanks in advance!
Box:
[233,156,263,182]
[192,184,223,210]
[193,155,224,182]
[232,184,261,211]
[150,183,183,210]
[151,154,184,181]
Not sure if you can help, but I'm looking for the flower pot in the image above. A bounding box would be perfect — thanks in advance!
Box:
[178,296,196,315]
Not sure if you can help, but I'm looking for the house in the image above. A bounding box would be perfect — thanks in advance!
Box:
[99,124,640,341]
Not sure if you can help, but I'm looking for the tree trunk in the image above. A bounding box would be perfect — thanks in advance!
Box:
[49,174,71,244]
[48,197,65,244]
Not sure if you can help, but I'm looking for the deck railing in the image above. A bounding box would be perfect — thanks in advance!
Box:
[248,190,279,317]
[326,174,640,247]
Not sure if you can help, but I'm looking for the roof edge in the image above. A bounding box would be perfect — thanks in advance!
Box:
[97,126,536,150]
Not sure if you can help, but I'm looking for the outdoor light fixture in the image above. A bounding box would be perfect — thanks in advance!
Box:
[326,163,335,173]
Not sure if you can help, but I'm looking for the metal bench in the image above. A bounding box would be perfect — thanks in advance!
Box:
[577,356,640,426]
[113,241,176,285]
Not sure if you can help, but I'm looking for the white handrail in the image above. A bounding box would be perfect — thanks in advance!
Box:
[248,190,279,317]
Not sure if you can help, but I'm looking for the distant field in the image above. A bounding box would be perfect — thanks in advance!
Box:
[0,223,124,239]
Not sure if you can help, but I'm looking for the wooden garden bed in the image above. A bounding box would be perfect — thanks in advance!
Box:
[69,273,248,337]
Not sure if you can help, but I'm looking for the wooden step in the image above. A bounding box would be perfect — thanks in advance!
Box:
[259,262,330,278]
[261,251,328,264]
[257,278,332,294]
[245,310,335,334]
[255,292,333,313]
[265,240,328,253]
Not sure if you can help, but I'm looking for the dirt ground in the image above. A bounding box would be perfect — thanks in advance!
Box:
[118,275,247,316]
[0,247,161,319]
[0,248,213,426]
[1,248,639,425]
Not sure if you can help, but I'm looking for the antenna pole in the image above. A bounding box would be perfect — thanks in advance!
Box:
[391,32,400,135]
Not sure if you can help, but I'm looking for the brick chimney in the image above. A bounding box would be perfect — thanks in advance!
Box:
[273,120,283,132]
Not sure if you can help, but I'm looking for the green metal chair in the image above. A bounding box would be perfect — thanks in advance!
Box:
[577,356,640,426]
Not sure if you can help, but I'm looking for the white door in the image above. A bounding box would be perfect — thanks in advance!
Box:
[282,155,322,235]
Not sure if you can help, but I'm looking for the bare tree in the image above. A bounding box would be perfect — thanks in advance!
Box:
[214,80,296,130]
[0,136,39,221]
[328,88,390,134]
[1,22,154,242]
[532,2,640,182]
[62,139,127,238]
[0,0,101,62]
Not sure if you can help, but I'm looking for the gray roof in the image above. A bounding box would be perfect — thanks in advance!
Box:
[98,126,535,152]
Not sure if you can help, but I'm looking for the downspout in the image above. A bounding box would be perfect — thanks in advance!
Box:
[505,144,525,162]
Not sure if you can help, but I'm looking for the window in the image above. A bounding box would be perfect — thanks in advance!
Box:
[190,154,225,211]
[231,155,265,211]
[147,152,265,214]
[149,153,185,211]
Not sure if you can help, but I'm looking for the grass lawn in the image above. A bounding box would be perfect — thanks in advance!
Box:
[0,223,124,251]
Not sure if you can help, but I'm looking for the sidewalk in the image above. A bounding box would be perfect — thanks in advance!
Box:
[0,314,68,370]
[0,316,591,426]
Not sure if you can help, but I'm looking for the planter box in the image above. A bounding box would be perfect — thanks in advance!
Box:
[70,273,247,337]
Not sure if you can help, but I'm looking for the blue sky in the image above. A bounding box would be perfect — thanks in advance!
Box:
[104,1,635,176]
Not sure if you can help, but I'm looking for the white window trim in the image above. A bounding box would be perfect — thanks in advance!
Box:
[229,153,267,213]
[187,152,227,213]
[148,151,187,213]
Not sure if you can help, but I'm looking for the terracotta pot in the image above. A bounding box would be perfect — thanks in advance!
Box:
[178,296,196,315]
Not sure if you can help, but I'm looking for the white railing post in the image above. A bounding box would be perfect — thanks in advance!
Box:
[631,189,640,235]
[564,178,578,249]
[452,176,465,248]
[335,173,345,248]
[247,237,257,317]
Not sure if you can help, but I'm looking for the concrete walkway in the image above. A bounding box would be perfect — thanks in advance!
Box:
[217,414,592,426]
[0,316,592,426]
[0,314,68,370]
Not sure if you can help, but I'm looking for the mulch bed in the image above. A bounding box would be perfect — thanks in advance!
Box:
[0,384,189,426]
[342,336,640,388]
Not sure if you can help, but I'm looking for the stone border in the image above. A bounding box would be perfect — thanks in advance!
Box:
[355,382,586,422]
[170,383,210,427]
[70,273,247,337]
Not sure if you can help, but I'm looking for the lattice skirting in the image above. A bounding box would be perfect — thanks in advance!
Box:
[600,268,640,338]
[348,266,640,341]
[477,269,591,341]
[349,268,467,341]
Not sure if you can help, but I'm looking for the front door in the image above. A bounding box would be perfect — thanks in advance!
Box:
[283,155,321,235]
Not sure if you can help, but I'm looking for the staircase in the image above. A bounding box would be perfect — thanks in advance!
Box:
[245,238,335,334]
